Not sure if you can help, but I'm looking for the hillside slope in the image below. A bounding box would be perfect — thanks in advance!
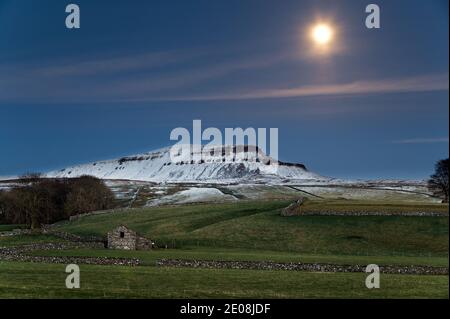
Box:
[54,200,449,257]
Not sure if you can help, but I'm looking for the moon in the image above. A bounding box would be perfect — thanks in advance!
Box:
[311,24,333,45]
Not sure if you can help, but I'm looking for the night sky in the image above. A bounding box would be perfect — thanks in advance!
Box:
[0,0,448,179]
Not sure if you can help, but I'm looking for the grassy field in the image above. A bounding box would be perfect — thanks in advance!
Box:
[0,199,448,298]
[0,261,447,298]
[54,200,449,257]
[0,233,67,247]
[0,224,25,232]
[300,198,448,214]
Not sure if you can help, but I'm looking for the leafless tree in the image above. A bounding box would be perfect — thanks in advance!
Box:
[0,175,114,228]
[428,158,449,203]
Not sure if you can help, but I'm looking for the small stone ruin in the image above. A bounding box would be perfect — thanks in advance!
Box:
[107,225,153,250]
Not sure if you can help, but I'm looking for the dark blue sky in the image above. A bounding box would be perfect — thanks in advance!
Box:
[0,0,448,179]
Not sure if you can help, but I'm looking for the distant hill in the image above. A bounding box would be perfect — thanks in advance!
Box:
[46,144,328,184]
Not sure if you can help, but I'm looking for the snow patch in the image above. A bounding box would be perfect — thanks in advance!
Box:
[146,187,237,206]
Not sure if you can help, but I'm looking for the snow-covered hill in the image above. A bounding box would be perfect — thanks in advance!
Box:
[46,145,329,184]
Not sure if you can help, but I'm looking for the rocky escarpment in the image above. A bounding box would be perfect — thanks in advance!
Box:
[46,145,327,183]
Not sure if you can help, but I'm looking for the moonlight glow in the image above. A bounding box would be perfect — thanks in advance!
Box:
[311,24,333,45]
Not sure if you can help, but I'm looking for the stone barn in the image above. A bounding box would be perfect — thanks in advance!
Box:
[107,225,153,250]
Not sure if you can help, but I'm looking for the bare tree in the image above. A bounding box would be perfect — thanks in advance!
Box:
[428,158,449,203]
[64,175,114,216]
[0,175,114,228]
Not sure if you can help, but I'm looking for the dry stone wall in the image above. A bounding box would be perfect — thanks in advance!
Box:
[157,259,449,275]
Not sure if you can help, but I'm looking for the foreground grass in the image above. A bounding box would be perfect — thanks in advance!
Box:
[0,261,447,299]
[54,201,449,257]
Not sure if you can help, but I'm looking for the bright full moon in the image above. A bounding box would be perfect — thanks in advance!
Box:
[311,24,333,45]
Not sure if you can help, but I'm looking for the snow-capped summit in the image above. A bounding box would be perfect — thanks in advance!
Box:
[46,145,329,184]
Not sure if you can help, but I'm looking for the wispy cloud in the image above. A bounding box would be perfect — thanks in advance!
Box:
[0,49,202,77]
[36,50,201,77]
[0,45,448,104]
[0,49,203,102]
[152,73,449,101]
[0,49,290,103]
[392,137,449,144]
[107,52,290,95]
